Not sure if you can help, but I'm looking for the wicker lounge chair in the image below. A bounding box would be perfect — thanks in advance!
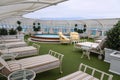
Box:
[58,32,70,44]
[0,50,64,78]
[70,32,80,43]
[57,63,113,80]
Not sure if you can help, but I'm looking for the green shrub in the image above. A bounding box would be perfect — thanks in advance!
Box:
[74,24,87,33]
[16,21,22,32]
[0,28,8,35]
[105,21,120,50]
[33,22,41,32]
[9,28,17,35]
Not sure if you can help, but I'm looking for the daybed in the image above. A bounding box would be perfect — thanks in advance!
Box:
[0,50,64,77]
[0,42,27,49]
[57,63,113,80]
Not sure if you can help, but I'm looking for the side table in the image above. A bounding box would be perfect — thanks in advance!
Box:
[8,69,36,80]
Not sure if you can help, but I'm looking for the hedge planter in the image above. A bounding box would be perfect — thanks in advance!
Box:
[104,48,116,63]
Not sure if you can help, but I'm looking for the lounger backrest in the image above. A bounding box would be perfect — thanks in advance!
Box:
[70,32,79,40]
[98,37,106,49]
[0,57,11,76]
[58,32,63,36]
[79,63,113,80]
[58,32,69,40]
[48,50,64,62]
[96,31,101,37]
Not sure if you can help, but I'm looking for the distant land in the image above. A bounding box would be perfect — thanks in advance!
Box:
[38,17,86,20]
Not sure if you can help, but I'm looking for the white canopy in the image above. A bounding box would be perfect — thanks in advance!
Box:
[0,0,67,20]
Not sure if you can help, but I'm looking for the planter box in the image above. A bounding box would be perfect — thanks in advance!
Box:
[104,48,116,63]
[109,51,120,75]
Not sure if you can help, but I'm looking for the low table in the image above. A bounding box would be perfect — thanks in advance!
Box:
[81,46,91,60]
[8,69,36,80]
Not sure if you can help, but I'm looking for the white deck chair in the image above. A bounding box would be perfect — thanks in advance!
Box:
[0,50,64,77]
[74,38,106,59]
[57,63,113,80]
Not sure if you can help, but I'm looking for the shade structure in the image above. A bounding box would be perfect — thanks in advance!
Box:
[0,0,68,20]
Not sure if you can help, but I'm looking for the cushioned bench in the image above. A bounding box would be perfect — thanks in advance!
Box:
[57,63,113,80]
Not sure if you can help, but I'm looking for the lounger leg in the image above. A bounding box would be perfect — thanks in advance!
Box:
[81,51,85,58]
[81,50,90,60]
[59,63,63,74]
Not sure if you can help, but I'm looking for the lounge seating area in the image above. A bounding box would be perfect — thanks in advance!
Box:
[0,0,120,80]
[0,37,40,59]
[0,32,119,80]
[0,37,120,80]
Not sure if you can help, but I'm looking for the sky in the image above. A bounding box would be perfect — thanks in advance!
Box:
[23,0,120,20]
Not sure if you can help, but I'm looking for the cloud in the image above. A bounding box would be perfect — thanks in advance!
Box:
[23,0,120,19]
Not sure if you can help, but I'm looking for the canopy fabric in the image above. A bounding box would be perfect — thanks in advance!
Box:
[0,0,67,20]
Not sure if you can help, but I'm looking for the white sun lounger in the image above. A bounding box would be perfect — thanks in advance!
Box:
[74,38,106,59]
[0,50,64,77]
[0,42,27,49]
[0,35,17,40]
[57,63,113,80]
[0,46,38,58]
[3,39,23,43]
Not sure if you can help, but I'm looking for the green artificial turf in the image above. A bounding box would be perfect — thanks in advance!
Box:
[0,40,120,80]
[34,43,120,80]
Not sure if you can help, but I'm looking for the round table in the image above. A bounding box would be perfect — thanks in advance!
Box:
[8,69,36,80]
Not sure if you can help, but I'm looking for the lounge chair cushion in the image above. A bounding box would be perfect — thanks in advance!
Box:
[76,42,99,49]
[0,46,36,54]
[7,54,60,72]
[2,42,27,48]
[4,39,22,43]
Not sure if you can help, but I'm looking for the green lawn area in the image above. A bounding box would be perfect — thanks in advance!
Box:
[0,39,120,80]
[34,43,120,80]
